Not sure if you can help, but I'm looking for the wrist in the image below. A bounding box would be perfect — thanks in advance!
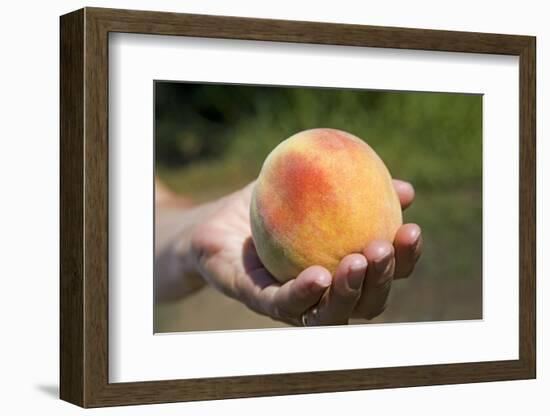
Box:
[155,201,219,302]
[171,196,228,275]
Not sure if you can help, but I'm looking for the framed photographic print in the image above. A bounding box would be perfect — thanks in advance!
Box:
[60,7,536,408]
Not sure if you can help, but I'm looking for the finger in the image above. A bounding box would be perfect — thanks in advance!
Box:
[305,254,366,326]
[354,240,395,320]
[272,265,332,322]
[394,223,422,279]
[392,179,415,210]
[233,266,281,316]
[236,265,331,325]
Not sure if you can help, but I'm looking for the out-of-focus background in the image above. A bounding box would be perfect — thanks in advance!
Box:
[154,81,482,333]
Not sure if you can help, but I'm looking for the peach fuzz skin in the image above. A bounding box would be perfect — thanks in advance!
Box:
[250,128,403,283]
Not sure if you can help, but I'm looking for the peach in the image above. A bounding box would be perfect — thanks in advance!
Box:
[250,128,402,283]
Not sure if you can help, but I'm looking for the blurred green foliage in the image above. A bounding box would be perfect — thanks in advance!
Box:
[155,82,482,327]
[155,82,481,199]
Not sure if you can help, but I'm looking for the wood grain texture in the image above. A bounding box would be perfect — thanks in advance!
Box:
[59,7,537,408]
[518,38,536,375]
[59,8,84,406]
[89,7,532,54]
[83,10,110,406]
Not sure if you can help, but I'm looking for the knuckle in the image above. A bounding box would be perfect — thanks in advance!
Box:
[336,286,362,303]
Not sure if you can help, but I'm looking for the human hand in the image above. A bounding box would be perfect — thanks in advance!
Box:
[190,180,422,326]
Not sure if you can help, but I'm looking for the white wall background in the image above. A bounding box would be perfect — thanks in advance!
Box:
[0,0,545,414]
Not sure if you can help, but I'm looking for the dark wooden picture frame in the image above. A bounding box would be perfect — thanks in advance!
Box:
[60,7,536,408]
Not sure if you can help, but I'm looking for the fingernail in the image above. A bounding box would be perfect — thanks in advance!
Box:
[348,261,366,289]
[374,252,392,274]
[315,273,332,289]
